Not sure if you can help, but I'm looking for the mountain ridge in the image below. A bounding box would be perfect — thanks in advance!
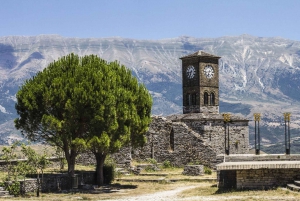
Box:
[0,34,300,145]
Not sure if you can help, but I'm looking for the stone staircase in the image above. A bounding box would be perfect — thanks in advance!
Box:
[0,187,13,198]
[115,168,130,176]
[287,180,300,191]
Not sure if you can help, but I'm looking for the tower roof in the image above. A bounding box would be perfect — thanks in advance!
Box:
[180,51,221,59]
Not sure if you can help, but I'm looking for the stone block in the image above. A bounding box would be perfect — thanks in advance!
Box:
[182,165,204,176]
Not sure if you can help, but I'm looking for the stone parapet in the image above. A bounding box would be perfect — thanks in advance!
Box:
[217,161,300,170]
[217,154,300,163]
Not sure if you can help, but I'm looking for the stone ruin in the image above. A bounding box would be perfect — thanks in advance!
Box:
[111,113,249,169]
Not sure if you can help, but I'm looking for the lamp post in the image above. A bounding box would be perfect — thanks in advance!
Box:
[254,113,261,155]
[284,112,291,155]
[223,113,231,155]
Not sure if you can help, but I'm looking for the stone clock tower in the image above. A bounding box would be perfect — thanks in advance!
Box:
[180,51,221,114]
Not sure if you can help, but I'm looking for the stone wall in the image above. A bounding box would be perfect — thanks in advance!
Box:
[182,165,204,176]
[22,172,96,193]
[128,117,219,167]
[112,114,248,168]
[19,179,38,194]
[83,114,249,169]
[184,119,249,155]
[236,169,300,189]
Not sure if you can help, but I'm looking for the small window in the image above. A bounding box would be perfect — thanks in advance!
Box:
[204,92,208,105]
[210,92,215,105]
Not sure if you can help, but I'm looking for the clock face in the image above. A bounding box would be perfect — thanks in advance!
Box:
[186,65,196,79]
[204,65,214,79]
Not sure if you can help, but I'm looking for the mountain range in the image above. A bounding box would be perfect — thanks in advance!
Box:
[0,34,300,147]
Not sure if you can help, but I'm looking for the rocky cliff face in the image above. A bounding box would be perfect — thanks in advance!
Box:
[0,34,299,145]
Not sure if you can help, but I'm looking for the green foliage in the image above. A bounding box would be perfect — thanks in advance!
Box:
[20,144,50,174]
[15,53,153,180]
[5,181,20,197]
[204,166,212,175]
[0,143,50,196]
[147,158,157,165]
[103,164,115,184]
[1,141,20,181]
[162,160,172,169]
[1,142,22,196]
[102,156,116,184]
[53,146,66,170]
[144,165,156,172]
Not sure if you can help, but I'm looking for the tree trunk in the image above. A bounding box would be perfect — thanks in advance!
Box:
[95,153,106,186]
[64,148,77,177]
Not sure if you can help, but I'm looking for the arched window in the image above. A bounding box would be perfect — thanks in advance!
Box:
[191,93,196,105]
[210,92,215,105]
[188,94,191,105]
[185,94,190,106]
[204,92,208,105]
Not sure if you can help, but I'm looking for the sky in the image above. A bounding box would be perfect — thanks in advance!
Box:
[1,0,300,41]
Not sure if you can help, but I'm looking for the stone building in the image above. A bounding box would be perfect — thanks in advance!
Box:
[113,51,249,168]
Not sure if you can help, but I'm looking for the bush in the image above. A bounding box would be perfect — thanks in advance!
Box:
[162,160,172,169]
[5,181,20,196]
[204,166,212,175]
[147,158,157,165]
[103,164,115,184]
[144,165,156,172]
[103,155,116,184]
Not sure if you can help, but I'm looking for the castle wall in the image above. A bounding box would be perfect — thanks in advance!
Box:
[130,116,219,167]
[77,114,249,169]
[185,119,249,155]
[113,115,249,168]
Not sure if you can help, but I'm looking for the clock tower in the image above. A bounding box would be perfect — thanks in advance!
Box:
[180,51,221,114]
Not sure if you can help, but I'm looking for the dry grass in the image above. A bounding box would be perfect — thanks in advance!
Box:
[0,150,299,200]
[6,182,300,201]
[7,181,191,201]
[119,166,216,180]
[178,183,300,201]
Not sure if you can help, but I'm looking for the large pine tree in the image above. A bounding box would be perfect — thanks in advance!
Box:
[15,53,152,184]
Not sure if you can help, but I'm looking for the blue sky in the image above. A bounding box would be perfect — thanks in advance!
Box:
[1,0,300,41]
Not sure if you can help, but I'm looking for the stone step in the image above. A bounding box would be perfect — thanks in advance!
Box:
[118,170,130,175]
[294,181,300,187]
[0,187,4,191]
[0,191,9,195]
[287,184,300,191]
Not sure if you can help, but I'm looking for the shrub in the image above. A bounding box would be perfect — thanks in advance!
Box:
[103,155,116,184]
[162,160,172,169]
[144,165,156,172]
[147,158,157,165]
[204,166,212,175]
[5,181,20,196]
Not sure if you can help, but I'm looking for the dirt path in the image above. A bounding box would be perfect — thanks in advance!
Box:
[102,185,298,201]
[105,185,200,201]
